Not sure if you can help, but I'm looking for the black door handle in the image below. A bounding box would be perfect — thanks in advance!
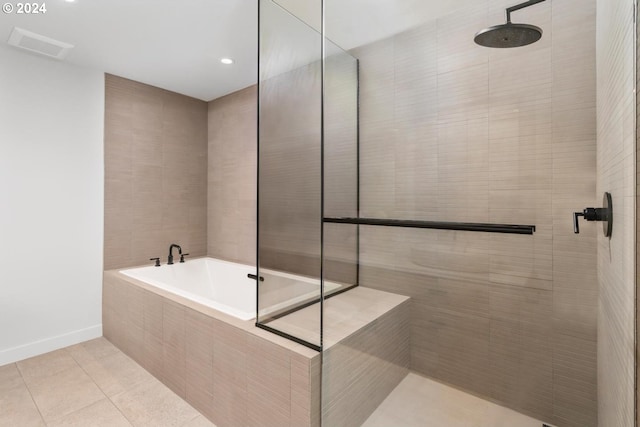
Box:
[573,192,613,237]
[573,212,584,234]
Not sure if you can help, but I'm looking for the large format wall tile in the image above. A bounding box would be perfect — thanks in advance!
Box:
[104,74,208,270]
[597,0,636,426]
[207,86,257,266]
[637,5,640,427]
[355,0,598,425]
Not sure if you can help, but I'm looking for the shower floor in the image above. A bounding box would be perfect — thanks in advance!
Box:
[362,372,545,427]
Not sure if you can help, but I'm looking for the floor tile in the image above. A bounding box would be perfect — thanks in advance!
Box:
[47,398,132,427]
[3,342,216,427]
[362,373,543,427]
[111,377,201,427]
[81,350,155,397]
[483,403,545,427]
[0,380,45,427]
[17,349,78,382]
[3,339,546,427]
[182,415,217,427]
[0,363,24,393]
[66,337,121,367]
[26,365,106,423]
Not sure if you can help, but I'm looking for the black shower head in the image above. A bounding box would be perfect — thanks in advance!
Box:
[474,22,542,48]
[474,0,546,48]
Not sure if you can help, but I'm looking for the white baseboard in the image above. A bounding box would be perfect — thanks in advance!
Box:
[0,324,103,366]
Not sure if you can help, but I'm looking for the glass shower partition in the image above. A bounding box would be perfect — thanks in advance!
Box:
[323,40,360,296]
[256,0,359,352]
[256,0,324,350]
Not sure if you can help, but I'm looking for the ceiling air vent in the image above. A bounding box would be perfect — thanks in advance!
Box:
[7,27,74,60]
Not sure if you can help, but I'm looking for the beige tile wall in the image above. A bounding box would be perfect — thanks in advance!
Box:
[207,86,257,266]
[353,0,598,425]
[551,2,599,426]
[258,61,323,278]
[596,0,637,426]
[208,60,358,288]
[104,74,208,270]
[206,69,325,273]
[637,5,640,426]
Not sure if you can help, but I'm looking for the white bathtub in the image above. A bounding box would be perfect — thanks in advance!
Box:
[119,257,341,321]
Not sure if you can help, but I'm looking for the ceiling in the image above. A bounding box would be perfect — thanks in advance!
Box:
[0,0,477,101]
[0,0,258,101]
[277,0,480,49]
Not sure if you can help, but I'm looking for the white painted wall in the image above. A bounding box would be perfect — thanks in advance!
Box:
[0,45,104,365]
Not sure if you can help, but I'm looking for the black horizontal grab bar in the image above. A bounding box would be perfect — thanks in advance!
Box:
[323,217,536,235]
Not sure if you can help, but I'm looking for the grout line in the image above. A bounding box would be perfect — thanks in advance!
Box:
[51,355,112,425]
[181,414,203,427]
[65,342,135,427]
[19,354,99,424]
[73,373,131,426]
[13,362,48,426]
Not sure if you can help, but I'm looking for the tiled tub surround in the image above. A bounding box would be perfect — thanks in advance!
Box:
[103,269,319,427]
[104,269,410,427]
[104,74,208,270]
[207,86,257,266]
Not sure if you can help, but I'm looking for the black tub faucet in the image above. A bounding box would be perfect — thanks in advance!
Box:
[168,244,182,265]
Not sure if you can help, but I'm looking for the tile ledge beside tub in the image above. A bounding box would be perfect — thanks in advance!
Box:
[103,265,411,427]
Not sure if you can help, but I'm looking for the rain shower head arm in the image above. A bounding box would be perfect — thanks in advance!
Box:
[505,0,546,23]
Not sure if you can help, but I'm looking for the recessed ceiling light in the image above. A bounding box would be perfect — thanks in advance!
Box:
[220,58,234,65]
[64,0,76,3]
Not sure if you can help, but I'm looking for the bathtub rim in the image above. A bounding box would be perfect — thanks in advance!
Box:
[103,263,319,358]
[118,257,256,321]
[116,256,349,323]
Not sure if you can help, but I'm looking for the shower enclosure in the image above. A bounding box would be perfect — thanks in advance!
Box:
[256,0,359,351]
[255,0,633,426]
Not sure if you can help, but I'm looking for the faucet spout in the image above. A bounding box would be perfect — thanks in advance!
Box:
[168,244,182,265]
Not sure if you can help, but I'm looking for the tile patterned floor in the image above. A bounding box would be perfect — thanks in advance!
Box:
[362,373,545,427]
[3,338,546,427]
[0,338,215,427]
